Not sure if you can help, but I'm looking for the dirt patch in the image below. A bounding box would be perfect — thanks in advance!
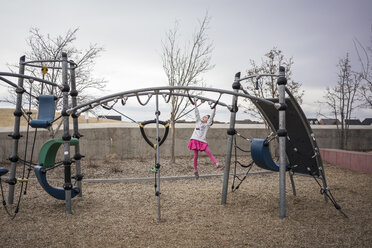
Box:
[0,156,371,247]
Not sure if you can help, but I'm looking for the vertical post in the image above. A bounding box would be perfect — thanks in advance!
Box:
[8,55,26,204]
[277,66,287,219]
[61,52,72,214]
[221,72,241,205]
[155,93,161,221]
[69,62,83,197]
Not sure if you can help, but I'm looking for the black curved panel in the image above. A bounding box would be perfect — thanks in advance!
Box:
[253,96,321,176]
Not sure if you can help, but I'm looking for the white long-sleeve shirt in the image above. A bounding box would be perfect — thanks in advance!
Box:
[189,107,216,143]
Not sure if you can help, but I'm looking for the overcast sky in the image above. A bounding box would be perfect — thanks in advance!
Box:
[0,0,371,122]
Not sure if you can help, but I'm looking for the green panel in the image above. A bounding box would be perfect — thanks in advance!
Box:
[38,138,79,168]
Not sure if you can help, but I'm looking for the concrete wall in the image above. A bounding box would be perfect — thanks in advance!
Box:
[0,123,371,162]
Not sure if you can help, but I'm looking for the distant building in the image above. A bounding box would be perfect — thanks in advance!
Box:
[307,118,319,125]
[362,118,372,125]
[98,115,121,121]
[319,119,341,125]
[345,119,362,125]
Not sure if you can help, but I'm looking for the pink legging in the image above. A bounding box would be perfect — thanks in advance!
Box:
[193,146,218,172]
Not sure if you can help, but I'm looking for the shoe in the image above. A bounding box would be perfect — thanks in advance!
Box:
[216,164,224,169]
[194,171,199,179]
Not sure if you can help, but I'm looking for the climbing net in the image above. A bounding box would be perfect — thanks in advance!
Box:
[231,130,277,192]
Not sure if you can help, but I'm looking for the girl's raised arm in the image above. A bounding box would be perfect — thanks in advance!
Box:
[194,99,201,122]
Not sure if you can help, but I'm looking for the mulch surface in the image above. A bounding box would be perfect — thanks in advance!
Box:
[0,155,371,247]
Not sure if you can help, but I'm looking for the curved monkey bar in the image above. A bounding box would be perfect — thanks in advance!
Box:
[68,86,276,115]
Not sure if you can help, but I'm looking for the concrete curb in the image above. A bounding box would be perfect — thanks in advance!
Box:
[82,171,274,183]
[4,171,273,184]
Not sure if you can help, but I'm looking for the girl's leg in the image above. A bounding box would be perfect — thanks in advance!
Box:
[193,150,199,172]
[204,146,219,166]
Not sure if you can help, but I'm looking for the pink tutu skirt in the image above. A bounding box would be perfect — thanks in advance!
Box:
[187,139,208,151]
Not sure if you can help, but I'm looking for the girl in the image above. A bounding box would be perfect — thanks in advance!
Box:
[187,100,224,178]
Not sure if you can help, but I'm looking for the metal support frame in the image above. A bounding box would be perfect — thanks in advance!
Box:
[8,56,26,204]
[69,62,83,197]
[2,55,318,219]
[61,53,72,214]
[221,72,241,205]
[155,94,161,221]
[277,66,287,219]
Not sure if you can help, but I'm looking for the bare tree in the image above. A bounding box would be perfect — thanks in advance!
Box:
[353,28,372,108]
[321,54,362,149]
[6,27,106,137]
[161,14,214,162]
[242,47,304,119]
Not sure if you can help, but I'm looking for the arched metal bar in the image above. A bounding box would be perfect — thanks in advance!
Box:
[0,76,39,99]
[68,86,275,114]
[73,90,231,116]
[0,72,61,89]
[238,73,279,82]
[0,76,18,88]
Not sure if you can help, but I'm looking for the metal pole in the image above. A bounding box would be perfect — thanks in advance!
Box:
[61,52,72,214]
[221,72,241,205]
[277,66,287,219]
[155,93,161,221]
[69,61,83,197]
[8,55,26,204]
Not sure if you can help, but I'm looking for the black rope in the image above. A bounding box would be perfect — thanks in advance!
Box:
[44,161,67,171]
[50,115,63,124]
[174,102,203,122]
[308,168,348,218]
[23,126,38,195]
[9,85,35,217]
[235,145,250,153]
[236,160,253,168]
[232,162,254,192]
[111,107,138,124]
[16,158,38,167]
[231,135,255,192]
[235,132,251,141]
[210,93,222,109]
[21,107,33,124]
[0,178,18,219]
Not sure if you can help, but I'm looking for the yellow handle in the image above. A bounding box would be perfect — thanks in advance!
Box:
[18,178,28,183]
[41,65,48,75]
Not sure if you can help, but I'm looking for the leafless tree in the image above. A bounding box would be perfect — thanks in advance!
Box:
[161,14,214,162]
[321,54,362,149]
[6,27,106,137]
[241,47,304,119]
[353,28,372,108]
